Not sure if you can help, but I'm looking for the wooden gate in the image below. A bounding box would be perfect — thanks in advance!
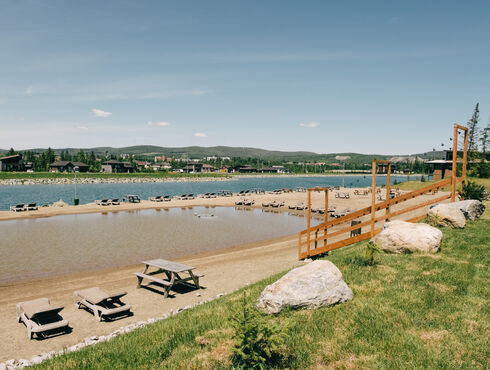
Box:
[298,124,468,259]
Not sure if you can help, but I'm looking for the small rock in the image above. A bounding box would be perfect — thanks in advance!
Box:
[30,356,43,365]
[303,258,313,263]
[0,362,7,370]
[216,293,224,298]
[196,292,201,297]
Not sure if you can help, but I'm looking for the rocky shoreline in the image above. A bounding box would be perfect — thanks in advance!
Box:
[0,176,234,186]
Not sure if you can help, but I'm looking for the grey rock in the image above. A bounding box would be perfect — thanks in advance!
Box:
[29,356,42,365]
[427,204,466,228]
[0,363,7,370]
[257,260,353,314]
[448,200,485,220]
[371,220,442,254]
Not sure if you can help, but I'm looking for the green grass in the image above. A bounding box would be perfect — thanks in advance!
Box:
[36,217,489,369]
[395,177,490,192]
[0,172,229,180]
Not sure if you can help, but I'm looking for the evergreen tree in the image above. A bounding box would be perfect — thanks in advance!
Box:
[7,148,16,156]
[480,119,489,153]
[467,103,480,153]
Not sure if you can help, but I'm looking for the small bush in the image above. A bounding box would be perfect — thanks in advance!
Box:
[230,293,287,369]
[420,176,426,182]
[365,242,381,266]
[460,180,486,201]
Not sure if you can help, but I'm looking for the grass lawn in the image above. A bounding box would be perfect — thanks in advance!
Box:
[394,177,490,193]
[36,216,489,369]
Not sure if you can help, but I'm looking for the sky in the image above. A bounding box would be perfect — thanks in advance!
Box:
[1,0,489,155]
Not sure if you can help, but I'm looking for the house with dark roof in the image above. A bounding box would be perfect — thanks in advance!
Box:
[101,160,134,173]
[0,154,25,172]
[49,161,89,173]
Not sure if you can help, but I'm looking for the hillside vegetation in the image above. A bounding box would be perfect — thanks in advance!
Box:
[36,214,489,369]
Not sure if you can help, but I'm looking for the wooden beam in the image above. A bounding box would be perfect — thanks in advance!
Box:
[451,124,458,202]
[371,160,376,236]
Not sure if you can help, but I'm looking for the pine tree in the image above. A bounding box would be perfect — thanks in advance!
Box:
[467,103,480,153]
[480,119,489,153]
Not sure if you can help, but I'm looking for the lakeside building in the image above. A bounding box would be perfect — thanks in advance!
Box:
[101,160,134,173]
[0,154,25,172]
[49,161,89,173]
[182,163,217,173]
[260,166,289,174]
[152,162,172,171]
[235,165,257,173]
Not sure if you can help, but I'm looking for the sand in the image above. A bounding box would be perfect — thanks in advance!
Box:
[0,188,447,362]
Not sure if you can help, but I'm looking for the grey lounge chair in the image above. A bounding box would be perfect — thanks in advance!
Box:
[16,298,69,339]
[74,287,131,321]
[95,199,111,206]
[111,198,120,205]
[27,203,38,211]
[149,195,164,202]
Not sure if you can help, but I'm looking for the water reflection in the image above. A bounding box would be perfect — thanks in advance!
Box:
[0,207,319,283]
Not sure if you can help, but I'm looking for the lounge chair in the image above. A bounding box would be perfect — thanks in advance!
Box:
[16,298,69,339]
[74,287,131,322]
[26,203,38,211]
[111,199,120,205]
[163,195,172,201]
[235,199,245,206]
[10,204,26,212]
[149,195,164,202]
[262,202,271,207]
[270,201,284,208]
[243,199,255,206]
[95,199,111,206]
[187,194,195,200]
[176,194,188,200]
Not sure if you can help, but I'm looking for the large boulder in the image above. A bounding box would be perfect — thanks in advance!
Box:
[370,220,442,254]
[257,260,353,314]
[427,204,466,228]
[447,200,485,220]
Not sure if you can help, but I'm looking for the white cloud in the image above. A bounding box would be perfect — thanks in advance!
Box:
[77,126,88,130]
[24,86,34,94]
[92,108,112,117]
[300,121,320,128]
[194,132,208,138]
[147,121,170,127]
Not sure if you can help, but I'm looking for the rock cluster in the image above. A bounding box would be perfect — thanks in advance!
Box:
[0,176,232,186]
[370,220,442,254]
[257,260,353,314]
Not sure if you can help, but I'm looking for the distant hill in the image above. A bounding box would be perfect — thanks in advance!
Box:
[0,145,390,163]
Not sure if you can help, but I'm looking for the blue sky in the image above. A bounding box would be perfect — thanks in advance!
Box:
[1,0,489,154]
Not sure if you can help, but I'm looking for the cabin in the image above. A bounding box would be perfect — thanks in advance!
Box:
[260,166,289,174]
[0,154,25,172]
[235,165,257,173]
[49,161,89,173]
[101,160,134,173]
[152,162,171,171]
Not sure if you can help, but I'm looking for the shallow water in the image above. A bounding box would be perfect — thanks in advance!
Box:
[0,175,420,210]
[0,207,319,283]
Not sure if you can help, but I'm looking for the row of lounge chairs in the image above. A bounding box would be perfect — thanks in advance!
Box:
[335,192,350,199]
[17,287,130,339]
[10,203,38,212]
[288,202,308,211]
[235,198,255,206]
[149,195,172,202]
[262,200,285,208]
[175,194,195,200]
[95,199,120,206]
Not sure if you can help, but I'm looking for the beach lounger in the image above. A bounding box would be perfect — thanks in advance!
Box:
[270,201,284,208]
[149,195,164,202]
[95,199,111,206]
[235,199,245,206]
[111,198,120,205]
[176,194,188,200]
[74,287,131,322]
[10,204,26,212]
[187,194,195,200]
[243,199,255,206]
[163,195,171,201]
[16,298,69,339]
[262,202,271,207]
[26,203,38,211]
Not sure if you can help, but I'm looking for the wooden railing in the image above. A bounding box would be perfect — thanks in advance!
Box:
[298,177,462,259]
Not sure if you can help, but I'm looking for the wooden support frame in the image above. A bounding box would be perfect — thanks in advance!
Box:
[298,125,469,260]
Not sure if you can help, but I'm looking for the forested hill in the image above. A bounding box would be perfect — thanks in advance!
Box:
[1,145,389,163]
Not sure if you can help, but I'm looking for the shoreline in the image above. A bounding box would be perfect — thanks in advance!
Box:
[0,172,420,186]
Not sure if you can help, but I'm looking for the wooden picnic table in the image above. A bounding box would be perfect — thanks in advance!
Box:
[134,259,203,298]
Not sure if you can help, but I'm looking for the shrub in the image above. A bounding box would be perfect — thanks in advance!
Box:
[365,242,381,266]
[420,175,426,182]
[230,293,286,369]
[460,180,486,201]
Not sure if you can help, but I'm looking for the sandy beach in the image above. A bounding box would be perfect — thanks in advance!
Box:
[0,188,449,362]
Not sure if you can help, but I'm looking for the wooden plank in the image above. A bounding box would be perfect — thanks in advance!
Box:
[371,160,376,236]
[452,124,458,202]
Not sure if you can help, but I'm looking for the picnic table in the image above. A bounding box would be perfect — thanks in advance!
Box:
[134,259,203,298]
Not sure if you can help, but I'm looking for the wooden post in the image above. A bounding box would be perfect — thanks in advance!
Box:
[307,189,311,257]
[371,160,376,236]
[462,128,468,182]
[386,162,391,220]
[451,124,458,202]
[324,189,328,248]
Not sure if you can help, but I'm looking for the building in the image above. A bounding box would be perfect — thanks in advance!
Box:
[49,161,89,172]
[0,154,25,172]
[152,162,172,171]
[235,165,257,173]
[101,160,134,173]
[135,161,150,171]
[182,163,216,173]
[259,166,289,174]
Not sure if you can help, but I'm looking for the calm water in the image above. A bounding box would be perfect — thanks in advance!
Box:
[0,207,320,283]
[0,175,419,210]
